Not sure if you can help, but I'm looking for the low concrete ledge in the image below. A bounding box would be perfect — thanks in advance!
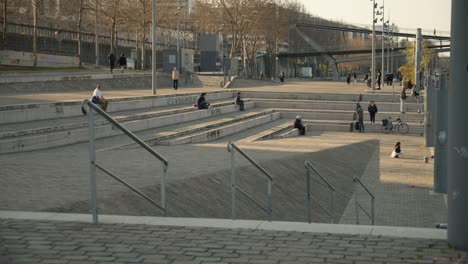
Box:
[0,90,235,124]
[0,211,447,240]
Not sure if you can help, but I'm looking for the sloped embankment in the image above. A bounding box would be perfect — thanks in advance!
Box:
[46,140,378,223]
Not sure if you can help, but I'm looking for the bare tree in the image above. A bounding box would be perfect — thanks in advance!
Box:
[1,0,7,40]
[31,0,40,67]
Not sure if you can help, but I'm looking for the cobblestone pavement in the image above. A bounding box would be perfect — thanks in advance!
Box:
[1,217,466,264]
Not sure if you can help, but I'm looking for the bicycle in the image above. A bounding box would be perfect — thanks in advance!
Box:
[381,117,409,134]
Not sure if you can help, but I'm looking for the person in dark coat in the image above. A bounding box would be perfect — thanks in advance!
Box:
[294,115,306,135]
[235,91,245,111]
[376,69,382,89]
[197,92,210,109]
[356,103,364,132]
[108,51,116,74]
[367,100,378,125]
[346,74,351,85]
[117,54,127,73]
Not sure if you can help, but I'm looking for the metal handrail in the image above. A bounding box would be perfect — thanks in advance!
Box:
[353,176,375,225]
[227,141,273,221]
[81,99,168,224]
[304,161,336,223]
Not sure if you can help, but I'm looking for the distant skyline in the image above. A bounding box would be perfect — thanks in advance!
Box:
[300,0,451,34]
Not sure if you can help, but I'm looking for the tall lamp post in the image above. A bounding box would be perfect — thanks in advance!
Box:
[370,0,377,92]
[151,0,156,95]
[380,1,385,86]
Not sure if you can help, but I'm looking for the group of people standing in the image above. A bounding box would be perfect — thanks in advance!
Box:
[354,100,378,133]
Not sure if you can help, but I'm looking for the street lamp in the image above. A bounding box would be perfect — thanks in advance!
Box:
[151,0,156,95]
[220,23,225,86]
[370,0,377,92]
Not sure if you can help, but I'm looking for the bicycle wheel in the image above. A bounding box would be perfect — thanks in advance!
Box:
[398,123,409,134]
[382,125,392,134]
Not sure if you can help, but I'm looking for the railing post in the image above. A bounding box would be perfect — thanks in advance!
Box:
[88,108,98,224]
[306,165,311,224]
[161,164,167,216]
[331,190,335,223]
[267,179,272,222]
[371,197,375,225]
[354,179,359,225]
[230,143,236,220]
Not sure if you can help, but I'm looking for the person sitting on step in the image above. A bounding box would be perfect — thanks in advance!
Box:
[235,91,245,111]
[294,115,306,136]
[197,92,210,109]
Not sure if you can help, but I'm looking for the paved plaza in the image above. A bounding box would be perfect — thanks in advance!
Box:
[1,74,465,263]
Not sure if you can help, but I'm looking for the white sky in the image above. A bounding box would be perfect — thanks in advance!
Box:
[300,0,451,34]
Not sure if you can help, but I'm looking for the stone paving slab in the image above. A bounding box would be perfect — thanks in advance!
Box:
[1,212,466,264]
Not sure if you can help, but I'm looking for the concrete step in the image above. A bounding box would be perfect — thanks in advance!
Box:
[159,112,281,145]
[0,90,235,125]
[0,99,241,140]
[279,109,424,123]
[254,98,424,112]
[0,101,255,154]
[302,119,424,135]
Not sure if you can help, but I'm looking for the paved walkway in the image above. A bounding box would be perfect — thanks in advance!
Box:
[1,212,465,264]
[1,77,464,262]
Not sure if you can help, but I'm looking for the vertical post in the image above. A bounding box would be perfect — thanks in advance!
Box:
[371,0,376,92]
[267,179,272,222]
[151,0,157,95]
[354,179,359,224]
[331,190,335,223]
[424,76,435,147]
[448,0,468,250]
[161,164,167,216]
[176,0,180,71]
[434,74,447,193]
[371,197,375,225]
[415,28,422,92]
[381,0,384,86]
[88,108,98,224]
[95,0,99,68]
[230,144,236,220]
[306,165,311,224]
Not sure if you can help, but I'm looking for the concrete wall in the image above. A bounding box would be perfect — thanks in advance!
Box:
[0,50,79,67]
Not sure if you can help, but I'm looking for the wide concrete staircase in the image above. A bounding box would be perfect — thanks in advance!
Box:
[0,88,425,154]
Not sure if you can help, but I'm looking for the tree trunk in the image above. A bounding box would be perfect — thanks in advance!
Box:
[32,0,38,68]
[77,0,83,68]
[2,0,7,40]
[141,33,145,70]
[95,0,99,67]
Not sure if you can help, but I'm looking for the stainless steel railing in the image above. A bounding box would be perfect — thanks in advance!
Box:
[353,177,375,225]
[227,141,273,221]
[81,99,168,224]
[304,161,336,223]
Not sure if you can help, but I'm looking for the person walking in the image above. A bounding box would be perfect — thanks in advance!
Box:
[400,86,408,113]
[356,103,364,132]
[390,141,402,158]
[91,84,108,111]
[108,51,116,74]
[367,100,378,125]
[376,69,382,89]
[117,54,127,73]
[172,67,180,90]
[353,72,357,85]
[346,74,351,85]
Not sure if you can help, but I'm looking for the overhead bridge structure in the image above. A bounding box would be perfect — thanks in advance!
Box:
[290,22,450,78]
